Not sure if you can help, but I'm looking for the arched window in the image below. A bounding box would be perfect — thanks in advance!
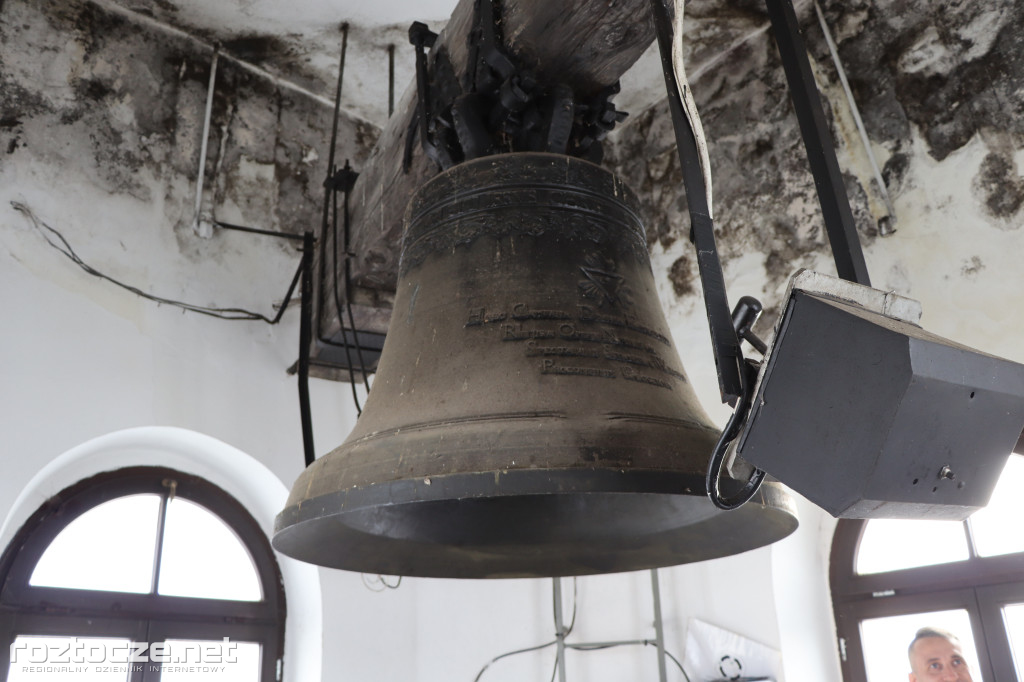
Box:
[831,454,1024,682]
[0,467,285,681]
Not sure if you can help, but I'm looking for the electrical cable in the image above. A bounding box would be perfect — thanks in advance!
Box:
[812,0,895,233]
[214,220,307,242]
[298,230,317,467]
[472,640,558,682]
[315,24,374,414]
[340,160,372,394]
[331,163,363,415]
[315,23,355,349]
[548,577,577,682]
[11,201,304,325]
[360,573,402,592]
[360,573,386,592]
[473,574,695,682]
[670,0,713,219]
[314,35,372,403]
[476,577,576,682]
[562,641,693,682]
[660,647,692,682]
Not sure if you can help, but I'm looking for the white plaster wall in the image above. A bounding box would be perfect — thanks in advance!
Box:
[3,5,1024,681]
[0,427,328,681]
[0,158,357,679]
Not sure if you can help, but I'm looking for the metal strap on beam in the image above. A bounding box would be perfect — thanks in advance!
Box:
[649,0,744,405]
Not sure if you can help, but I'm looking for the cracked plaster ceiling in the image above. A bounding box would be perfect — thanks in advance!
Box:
[98,0,796,127]
[103,0,460,126]
[90,0,1024,314]
[9,0,1021,323]
[99,0,1019,152]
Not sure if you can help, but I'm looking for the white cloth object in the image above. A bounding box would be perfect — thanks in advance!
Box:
[682,617,783,682]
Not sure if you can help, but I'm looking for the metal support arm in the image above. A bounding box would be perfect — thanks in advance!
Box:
[764,0,872,286]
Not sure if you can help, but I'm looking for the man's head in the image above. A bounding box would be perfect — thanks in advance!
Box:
[907,627,974,682]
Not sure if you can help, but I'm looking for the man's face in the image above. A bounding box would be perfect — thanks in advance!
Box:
[908,636,974,682]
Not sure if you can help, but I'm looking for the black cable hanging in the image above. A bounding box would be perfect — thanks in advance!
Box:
[313,21,375,418]
[335,160,372,394]
[298,231,317,467]
[11,201,306,325]
[11,199,320,466]
[315,22,356,354]
[330,162,363,415]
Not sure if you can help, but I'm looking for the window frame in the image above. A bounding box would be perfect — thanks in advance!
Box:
[0,467,285,682]
[831,517,1024,682]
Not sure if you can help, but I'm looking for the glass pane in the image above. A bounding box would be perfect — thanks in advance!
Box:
[31,494,161,593]
[969,455,1024,558]
[157,498,261,601]
[860,610,982,682]
[855,519,969,574]
[1002,603,1024,676]
[7,636,131,681]
[159,640,261,682]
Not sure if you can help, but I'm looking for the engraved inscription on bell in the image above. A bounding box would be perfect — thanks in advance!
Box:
[462,247,684,390]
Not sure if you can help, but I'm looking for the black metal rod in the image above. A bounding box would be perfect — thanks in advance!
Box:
[213,220,308,242]
[764,0,871,286]
[331,164,363,414]
[648,0,743,404]
[317,23,350,342]
[388,44,395,117]
[212,218,307,325]
[342,161,372,393]
[298,231,317,467]
[270,252,306,325]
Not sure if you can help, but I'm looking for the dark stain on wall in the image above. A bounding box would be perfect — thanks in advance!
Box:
[1,0,379,263]
[613,0,1024,300]
[609,30,872,293]
[221,34,296,66]
[817,0,1024,163]
[881,151,910,196]
[198,28,331,102]
[974,152,1024,220]
[668,254,695,298]
[150,0,179,14]
[960,255,985,278]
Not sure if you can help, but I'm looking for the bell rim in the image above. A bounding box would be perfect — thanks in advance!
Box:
[273,469,799,578]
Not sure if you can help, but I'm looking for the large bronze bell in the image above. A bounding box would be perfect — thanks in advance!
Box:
[274,153,798,578]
